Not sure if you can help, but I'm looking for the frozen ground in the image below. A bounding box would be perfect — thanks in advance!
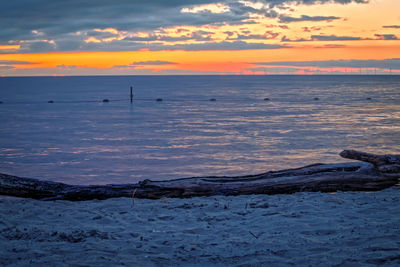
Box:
[1,187,399,266]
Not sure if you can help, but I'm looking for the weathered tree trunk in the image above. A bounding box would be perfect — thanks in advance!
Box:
[0,150,398,201]
[340,150,400,175]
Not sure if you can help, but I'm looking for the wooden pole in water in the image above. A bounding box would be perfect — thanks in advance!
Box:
[130,86,133,103]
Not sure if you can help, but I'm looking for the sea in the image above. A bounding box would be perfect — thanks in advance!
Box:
[0,75,399,185]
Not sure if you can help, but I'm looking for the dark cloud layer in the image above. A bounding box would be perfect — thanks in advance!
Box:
[255,58,400,69]
[311,35,361,41]
[282,33,399,42]
[375,34,398,40]
[227,31,280,40]
[382,25,400,29]
[161,41,288,50]
[281,34,362,42]
[0,0,370,53]
[279,15,340,23]
[132,61,176,65]
[0,60,33,65]
[123,30,213,43]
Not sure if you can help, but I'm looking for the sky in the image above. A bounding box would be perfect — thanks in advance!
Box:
[0,0,399,76]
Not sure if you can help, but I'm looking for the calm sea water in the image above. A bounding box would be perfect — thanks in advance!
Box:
[0,75,399,185]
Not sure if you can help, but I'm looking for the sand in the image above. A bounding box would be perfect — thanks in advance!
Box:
[1,187,399,266]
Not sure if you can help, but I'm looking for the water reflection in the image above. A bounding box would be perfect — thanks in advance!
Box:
[0,75,399,184]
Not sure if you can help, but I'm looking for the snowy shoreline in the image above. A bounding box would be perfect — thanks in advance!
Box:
[1,187,399,266]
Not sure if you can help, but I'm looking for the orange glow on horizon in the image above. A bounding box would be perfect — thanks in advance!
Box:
[0,45,20,50]
[1,44,397,70]
[0,0,399,76]
[0,42,400,75]
[176,62,251,73]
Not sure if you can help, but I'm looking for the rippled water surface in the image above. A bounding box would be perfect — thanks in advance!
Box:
[0,75,399,184]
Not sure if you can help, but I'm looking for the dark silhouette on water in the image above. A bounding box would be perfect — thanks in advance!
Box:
[130,86,133,103]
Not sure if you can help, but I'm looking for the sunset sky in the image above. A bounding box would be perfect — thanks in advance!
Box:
[0,0,399,76]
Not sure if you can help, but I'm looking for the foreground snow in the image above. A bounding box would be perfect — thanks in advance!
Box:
[1,187,399,266]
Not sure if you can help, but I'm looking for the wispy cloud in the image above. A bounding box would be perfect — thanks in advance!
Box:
[382,25,400,29]
[160,41,288,51]
[282,33,399,42]
[0,65,15,70]
[375,34,398,40]
[0,60,33,65]
[227,31,280,40]
[131,61,176,65]
[281,34,362,42]
[255,58,400,70]
[279,15,340,23]
[311,35,362,41]
[0,60,34,70]
[113,60,176,69]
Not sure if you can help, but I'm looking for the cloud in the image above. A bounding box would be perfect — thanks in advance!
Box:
[19,40,57,53]
[161,41,288,51]
[281,36,309,42]
[1,66,225,76]
[302,26,322,32]
[227,31,280,40]
[123,36,159,42]
[181,3,230,14]
[90,39,288,52]
[251,0,368,8]
[0,60,33,71]
[56,64,77,69]
[113,60,176,69]
[382,25,400,29]
[122,30,214,43]
[0,60,33,65]
[375,34,398,40]
[314,44,347,48]
[0,0,370,53]
[0,65,15,69]
[281,34,360,42]
[294,0,368,4]
[255,58,400,70]
[279,15,340,23]
[0,1,247,41]
[132,61,176,65]
[311,35,362,41]
[283,33,398,42]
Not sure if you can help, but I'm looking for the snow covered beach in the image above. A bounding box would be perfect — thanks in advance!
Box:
[1,187,399,266]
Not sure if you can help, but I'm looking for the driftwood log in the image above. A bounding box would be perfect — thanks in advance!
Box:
[0,150,398,201]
